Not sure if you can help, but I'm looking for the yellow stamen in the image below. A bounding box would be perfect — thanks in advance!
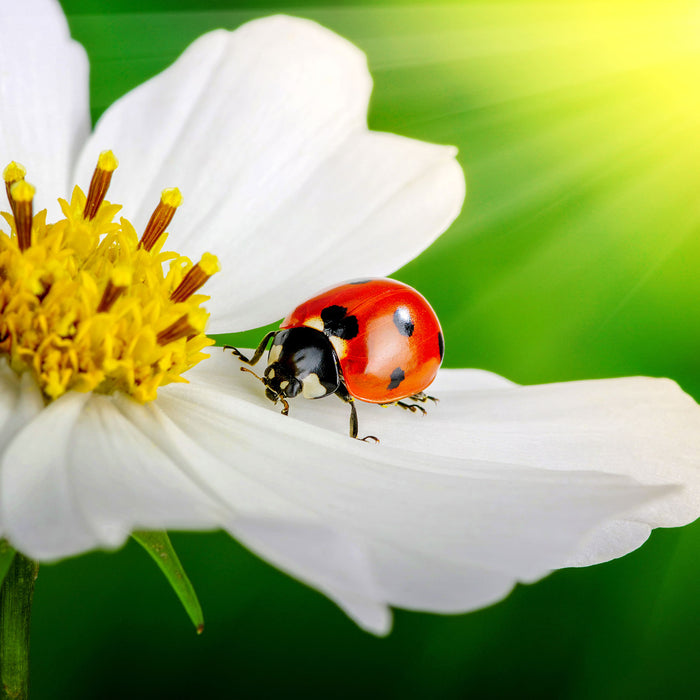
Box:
[156,309,207,346]
[170,253,220,303]
[4,161,27,223]
[9,180,35,251]
[3,161,27,214]
[83,150,119,221]
[97,266,133,313]
[140,188,183,252]
[0,152,217,403]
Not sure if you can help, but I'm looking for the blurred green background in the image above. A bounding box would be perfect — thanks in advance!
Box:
[30,0,700,697]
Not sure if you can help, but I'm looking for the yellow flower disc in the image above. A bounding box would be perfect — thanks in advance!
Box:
[0,153,218,403]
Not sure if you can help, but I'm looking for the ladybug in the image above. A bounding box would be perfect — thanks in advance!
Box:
[225,278,444,441]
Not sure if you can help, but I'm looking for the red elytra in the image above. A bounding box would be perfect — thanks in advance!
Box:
[281,278,444,403]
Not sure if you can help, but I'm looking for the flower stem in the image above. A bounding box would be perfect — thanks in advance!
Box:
[0,554,39,700]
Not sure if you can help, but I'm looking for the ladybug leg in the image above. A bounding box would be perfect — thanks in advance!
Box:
[395,400,427,415]
[277,395,290,416]
[409,391,439,405]
[380,397,438,414]
[336,385,379,443]
[222,331,276,366]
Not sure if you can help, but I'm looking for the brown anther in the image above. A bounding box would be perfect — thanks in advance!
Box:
[83,150,119,221]
[3,161,27,216]
[170,253,220,303]
[156,313,199,346]
[10,180,35,252]
[97,267,132,312]
[139,188,183,252]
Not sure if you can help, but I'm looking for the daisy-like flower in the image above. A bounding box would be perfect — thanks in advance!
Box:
[0,0,699,636]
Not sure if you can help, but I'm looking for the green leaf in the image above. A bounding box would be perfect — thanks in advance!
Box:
[132,531,204,634]
[0,540,16,589]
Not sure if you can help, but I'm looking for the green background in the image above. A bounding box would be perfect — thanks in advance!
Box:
[30,0,700,697]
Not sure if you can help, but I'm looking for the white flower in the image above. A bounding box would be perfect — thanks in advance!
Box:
[1,0,699,635]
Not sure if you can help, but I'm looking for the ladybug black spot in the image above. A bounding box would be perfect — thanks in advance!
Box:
[437,331,444,360]
[393,306,414,337]
[320,305,359,340]
[387,367,405,391]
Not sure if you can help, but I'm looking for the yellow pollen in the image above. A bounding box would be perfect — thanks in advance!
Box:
[0,153,217,403]
[110,265,133,288]
[198,252,220,276]
[170,253,220,303]
[97,150,119,172]
[10,180,34,203]
[3,161,26,184]
[161,187,183,208]
[140,188,183,252]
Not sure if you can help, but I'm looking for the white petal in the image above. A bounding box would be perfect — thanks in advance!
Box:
[140,356,668,629]
[0,0,90,208]
[205,133,464,332]
[245,362,700,566]
[0,366,44,451]
[562,519,652,568]
[230,518,391,635]
[0,391,223,561]
[366,545,517,614]
[0,366,44,539]
[74,16,464,331]
[425,372,700,529]
[1,392,96,558]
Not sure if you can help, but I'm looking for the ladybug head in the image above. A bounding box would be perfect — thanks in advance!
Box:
[238,361,300,415]
[263,327,341,403]
[263,362,302,400]
[239,327,341,414]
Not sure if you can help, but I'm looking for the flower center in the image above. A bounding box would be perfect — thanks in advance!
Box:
[0,152,219,403]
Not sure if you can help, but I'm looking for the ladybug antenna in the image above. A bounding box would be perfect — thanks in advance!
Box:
[239,366,265,383]
[239,366,290,416]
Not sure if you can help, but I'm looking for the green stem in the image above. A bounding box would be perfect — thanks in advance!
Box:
[0,554,38,700]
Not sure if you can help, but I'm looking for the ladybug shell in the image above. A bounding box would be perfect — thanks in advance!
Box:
[281,278,444,403]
